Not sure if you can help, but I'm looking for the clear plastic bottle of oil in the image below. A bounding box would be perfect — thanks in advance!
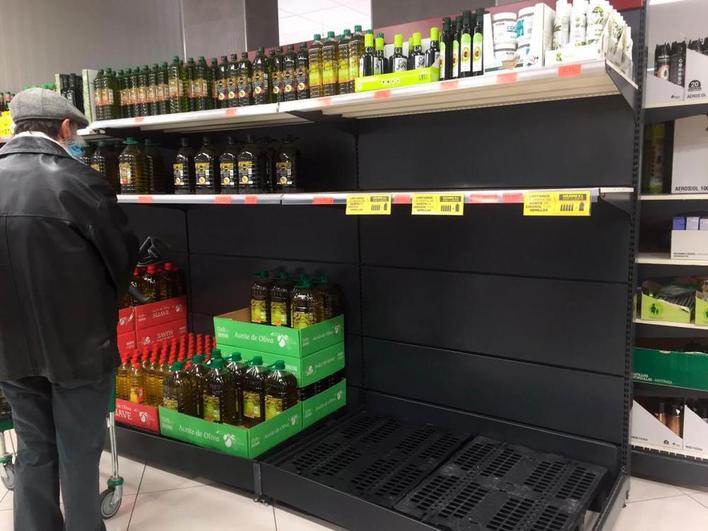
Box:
[270,272,292,327]
[203,357,234,423]
[322,31,339,96]
[187,354,209,418]
[242,356,270,427]
[116,353,131,400]
[129,358,145,404]
[118,137,147,194]
[265,361,298,420]
[162,361,198,415]
[308,34,323,98]
[291,276,317,329]
[141,264,161,302]
[225,352,248,425]
[250,271,272,324]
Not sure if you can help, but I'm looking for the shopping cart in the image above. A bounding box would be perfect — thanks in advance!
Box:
[0,389,15,490]
[99,378,123,519]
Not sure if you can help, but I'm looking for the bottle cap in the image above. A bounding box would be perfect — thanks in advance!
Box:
[327,31,335,38]
[354,25,362,32]
[413,32,422,46]
[172,55,180,62]
[124,137,138,145]
[228,352,242,361]
[275,271,289,281]
[273,360,286,370]
[211,348,222,359]
[318,275,330,285]
[431,27,440,41]
[394,34,403,48]
[313,34,321,41]
[364,32,374,48]
[375,37,384,50]
[211,358,224,369]
[172,361,184,370]
[250,356,263,365]
[192,354,203,364]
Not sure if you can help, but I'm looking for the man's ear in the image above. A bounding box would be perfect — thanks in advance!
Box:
[57,118,73,142]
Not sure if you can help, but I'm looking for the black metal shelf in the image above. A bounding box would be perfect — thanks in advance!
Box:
[634,381,708,400]
[645,101,708,124]
[632,446,708,487]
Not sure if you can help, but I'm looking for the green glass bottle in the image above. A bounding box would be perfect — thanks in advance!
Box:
[282,45,297,102]
[236,52,253,106]
[129,67,140,117]
[295,43,309,100]
[251,48,270,105]
[215,55,229,108]
[137,65,150,116]
[195,56,211,110]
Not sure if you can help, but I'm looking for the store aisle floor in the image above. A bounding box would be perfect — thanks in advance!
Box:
[0,441,705,530]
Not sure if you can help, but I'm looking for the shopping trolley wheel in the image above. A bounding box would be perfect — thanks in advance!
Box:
[0,462,14,490]
[99,487,122,519]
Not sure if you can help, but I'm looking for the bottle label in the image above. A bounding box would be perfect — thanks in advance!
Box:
[195,162,212,186]
[146,85,156,103]
[243,391,261,419]
[201,79,209,98]
[393,57,407,72]
[203,395,221,422]
[119,163,132,186]
[296,74,308,94]
[129,87,139,105]
[189,80,198,98]
[216,80,227,101]
[265,396,285,420]
[120,88,128,106]
[238,160,254,185]
[137,86,147,105]
[238,81,252,100]
[374,57,383,75]
[251,299,268,323]
[472,33,483,73]
[308,68,321,86]
[460,33,472,72]
[283,78,294,95]
[130,385,144,404]
[163,397,179,410]
[173,163,185,186]
[271,301,289,326]
[220,162,235,187]
[452,40,459,77]
[160,83,169,101]
[414,54,426,69]
[440,42,447,79]
[106,90,115,105]
[168,78,182,98]
[227,77,238,100]
[292,310,314,330]
[275,161,292,186]
[90,163,101,173]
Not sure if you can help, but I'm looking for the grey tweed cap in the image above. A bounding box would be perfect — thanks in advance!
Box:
[9,87,89,128]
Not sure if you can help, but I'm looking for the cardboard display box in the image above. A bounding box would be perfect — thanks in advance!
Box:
[671,231,708,261]
[115,399,160,434]
[214,308,344,358]
[135,296,187,330]
[671,116,708,195]
[136,318,188,347]
[218,342,345,388]
[631,400,683,451]
[159,402,303,459]
[302,379,347,428]
[634,347,708,392]
[117,331,137,354]
[117,307,135,335]
[640,293,691,324]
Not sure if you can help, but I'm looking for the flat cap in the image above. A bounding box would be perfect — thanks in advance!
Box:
[9,87,89,129]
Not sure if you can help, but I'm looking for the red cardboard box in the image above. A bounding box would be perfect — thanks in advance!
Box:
[117,331,137,353]
[136,318,188,347]
[115,399,160,434]
[135,296,187,330]
[117,307,135,335]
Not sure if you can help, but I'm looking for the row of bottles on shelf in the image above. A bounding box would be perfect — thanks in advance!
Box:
[116,334,344,426]
[0,92,15,112]
[120,262,184,308]
[84,134,299,195]
[251,271,344,329]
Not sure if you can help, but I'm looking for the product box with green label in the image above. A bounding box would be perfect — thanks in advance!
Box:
[354,67,439,93]
[158,402,302,459]
[634,347,708,392]
[214,308,344,358]
[218,341,345,388]
[640,293,691,324]
[696,295,708,326]
[302,379,347,428]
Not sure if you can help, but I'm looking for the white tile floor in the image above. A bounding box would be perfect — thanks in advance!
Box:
[0,438,706,530]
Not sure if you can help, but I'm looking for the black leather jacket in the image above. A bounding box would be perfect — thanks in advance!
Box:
[0,136,138,383]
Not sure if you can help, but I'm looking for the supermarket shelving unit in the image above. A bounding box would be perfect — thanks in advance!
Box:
[104,17,644,531]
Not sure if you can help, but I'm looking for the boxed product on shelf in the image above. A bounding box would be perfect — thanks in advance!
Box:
[117,331,137,353]
[640,293,691,323]
[115,398,160,434]
[671,230,708,260]
[634,346,708,392]
[136,318,188,347]
[302,378,347,428]
[631,399,683,451]
[670,116,708,194]
[135,296,187,330]
[219,342,345,388]
[117,306,135,335]
[214,308,344,358]
[158,402,303,458]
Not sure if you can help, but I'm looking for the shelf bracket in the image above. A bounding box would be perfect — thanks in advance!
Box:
[93,126,144,141]
[605,64,637,111]
[288,110,358,136]
[599,190,634,215]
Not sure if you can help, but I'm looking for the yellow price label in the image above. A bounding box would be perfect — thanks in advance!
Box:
[523,190,592,217]
[346,194,392,215]
[411,193,465,216]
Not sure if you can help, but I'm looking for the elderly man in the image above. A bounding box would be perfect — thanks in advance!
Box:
[0,88,138,531]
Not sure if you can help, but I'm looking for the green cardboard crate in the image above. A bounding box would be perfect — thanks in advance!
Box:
[302,379,347,428]
[214,308,344,358]
[634,347,708,392]
[218,341,345,388]
[640,293,691,324]
[354,67,439,92]
[158,402,302,458]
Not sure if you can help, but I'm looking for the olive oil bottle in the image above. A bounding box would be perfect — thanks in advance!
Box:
[194,136,219,194]
[252,48,270,105]
[359,32,376,77]
[349,25,365,91]
[236,52,253,106]
[452,15,462,79]
[472,10,484,77]
[168,56,187,113]
[375,33,386,74]
[118,137,147,194]
[251,271,272,324]
[270,271,293,327]
[270,48,285,103]
[391,34,408,72]
[173,137,195,194]
[203,358,233,423]
[157,62,170,115]
[295,43,309,100]
[322,31,339,96]
[308,34,324,98]
[184,57,197,111]
[147,64,159,116]
[237,134,264,192]
[187,354,209,418]
[440,18,453,80]
[116,354,130,400]
[265,361,298,420]
[291,276,317,329]
[129,67,140,117]
[216,55,229,107]
[119,69,130,117]
[144,139,166,193]
[338,29,351,94]
[426,27,441,68]
[195,56,212,110]
[162,361,198,416]
[226,53,239,107]
[273,136,299,192]
[459,11,473,77]
[242,356,270,427]
[129,358,145,404]
[282,45,297,102]
[225,352,248,424]
[137,65,150,116]
[219,136,239,193]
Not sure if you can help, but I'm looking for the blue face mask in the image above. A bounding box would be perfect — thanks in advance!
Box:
[65,141,84,159]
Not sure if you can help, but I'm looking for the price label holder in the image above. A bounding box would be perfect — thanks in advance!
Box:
[411,193,465,216]
[346,194,392,215]
[523,190,592,217]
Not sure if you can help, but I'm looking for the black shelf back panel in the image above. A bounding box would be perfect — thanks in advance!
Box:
[120,94,636,487]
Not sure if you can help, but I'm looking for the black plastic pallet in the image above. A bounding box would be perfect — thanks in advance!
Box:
[395,436,606,531]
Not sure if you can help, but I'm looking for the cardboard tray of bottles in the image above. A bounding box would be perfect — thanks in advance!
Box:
[157,379,347,458]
